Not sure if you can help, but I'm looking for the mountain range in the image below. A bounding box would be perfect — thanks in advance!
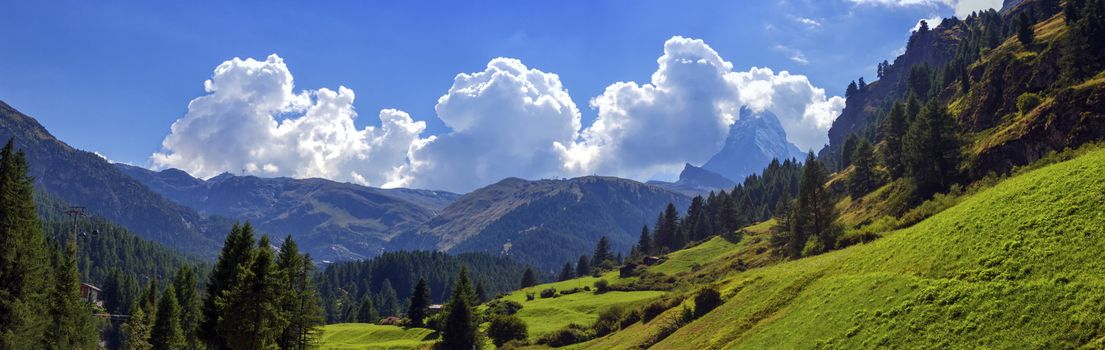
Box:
[392,176,691,271]
[0,100,229,257]
[116,164,459,262]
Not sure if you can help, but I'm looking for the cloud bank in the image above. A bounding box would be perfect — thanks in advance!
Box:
[848,0,1003,17]
[152,37,845,192]
[151,55,429,188]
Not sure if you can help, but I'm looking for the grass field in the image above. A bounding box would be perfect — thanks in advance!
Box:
[497,271,666,337]
[616,147,1105,349]
[650,235,744,275]
[318,323,436,350]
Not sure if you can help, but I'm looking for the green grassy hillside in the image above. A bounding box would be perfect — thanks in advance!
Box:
[499,272,664,337]
[581,146,1105,349]
[318,324,436,350]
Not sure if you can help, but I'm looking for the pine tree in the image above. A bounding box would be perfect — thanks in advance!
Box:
[275,236,324,350]
[520,268,538,288]
[201,223,256,349]
[592,236,612,267]
[653,203,682,251]
[903,99,963,199]
[576,256,591,277]
[840,134,858,169]
[684,196,710,241]
[799,153,838,253]
[122,308,153,350]
[636,225,653,256]
[356,295,378,323]
[139,278,159,321]
[769,196,795,255]
[44,237,98,350]
[847,138,878,198]
[151,285,186,350]
[440,267,479,350]
[1017,12,1035,47]
[172,265,204,350]
[377,279,401,317]
[882,103,907,179]
[408,278,430,328]
[857,77,867,91]
[0,141,50,349]
[558,263,575,281]
[219,234,284,350]
[845,80,858,98]
[781,152,839,258]
[475,280,489,304]
[716,193,740,235]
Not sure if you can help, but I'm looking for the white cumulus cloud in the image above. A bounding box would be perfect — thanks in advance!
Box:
[558,36,843,180]
[152,54,429,188]
[401,58,582,192]
[153,37,845,192]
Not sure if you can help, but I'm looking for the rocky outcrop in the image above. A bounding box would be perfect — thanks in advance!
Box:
[973,82,1105,176]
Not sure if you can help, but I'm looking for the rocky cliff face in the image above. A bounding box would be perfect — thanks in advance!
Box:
[820,19,964,167]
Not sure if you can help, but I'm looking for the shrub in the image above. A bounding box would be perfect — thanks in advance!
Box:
[619,308,642,328]
[641,296,684,323]
[641,312,690,348]
[583,286,591,291]
[485,299,523,316]
[539,288,557,298]
[525,292,535,301]
[593,306,625,336]
[499,339,529,350]
[594,279,611,293]
[693,287,723,319]
[487,314,528,347]
[1017,92,1043,115]
[535,323,593,347]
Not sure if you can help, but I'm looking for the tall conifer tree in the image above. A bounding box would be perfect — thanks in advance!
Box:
[440,267,479,350]
[0,141,50,349]
[408,278,430,328]
[151,285,186,350]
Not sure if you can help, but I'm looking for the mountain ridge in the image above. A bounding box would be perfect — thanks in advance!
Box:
[116,163,460,262]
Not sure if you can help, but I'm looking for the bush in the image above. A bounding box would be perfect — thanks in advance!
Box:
[487,314,529,347]
[594,279,610,293]
[619,308,642,329]
[592,306,625,336]
[1017,92,1043,115]
[499,339,530,350]
[641,312,690,348]
[641,296,684,323]
[539,288,557,298]
[525,292,535,301]
[485,299,523,316]
[535,323,593,347]
[559,287,581,295]
[693,287,723,319]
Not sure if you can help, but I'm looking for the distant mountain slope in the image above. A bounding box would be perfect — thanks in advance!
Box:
[116,164,459,262]
[702,108,805,182]
[391,176,691,271]
[648,164,736,196]
[0,100,226,257]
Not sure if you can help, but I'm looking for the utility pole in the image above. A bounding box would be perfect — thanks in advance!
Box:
[64,206,87,238]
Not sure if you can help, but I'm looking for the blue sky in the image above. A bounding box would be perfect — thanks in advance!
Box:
[0,0,995,191]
